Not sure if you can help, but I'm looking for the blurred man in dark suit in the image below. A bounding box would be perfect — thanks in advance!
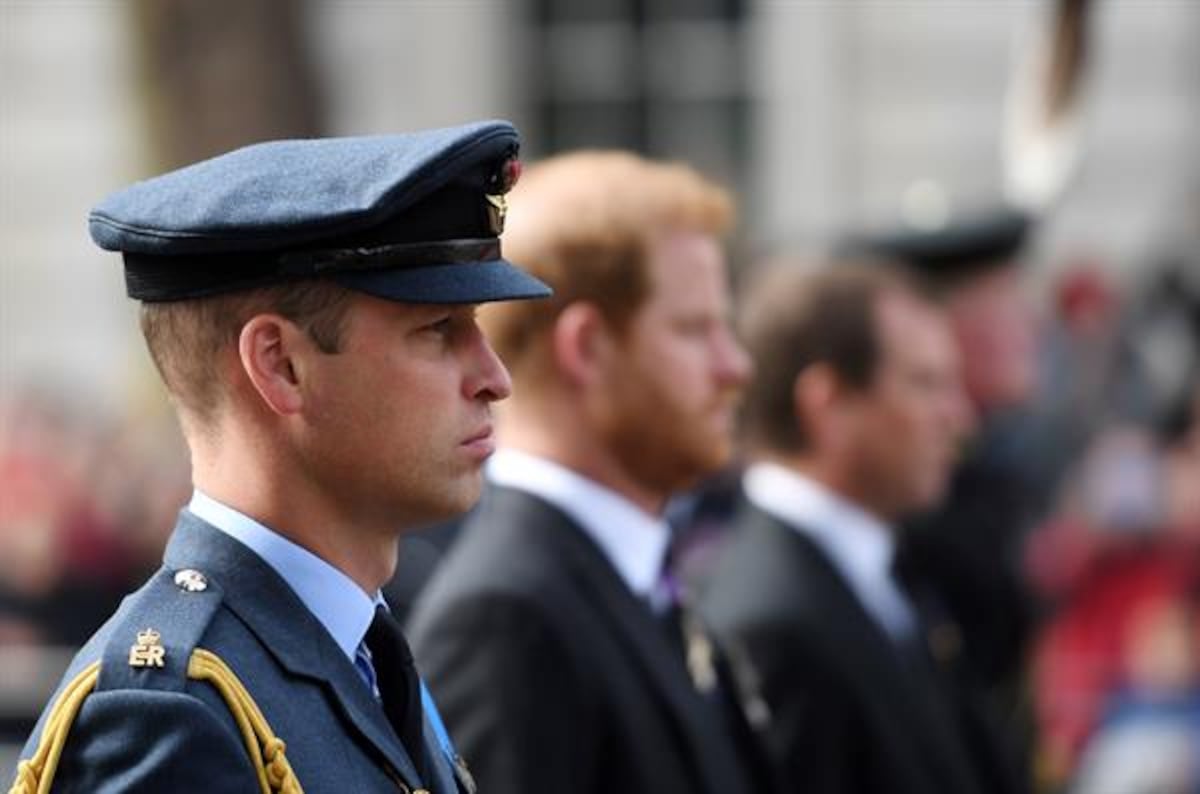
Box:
[702,263,1027,794]
[408,151,773,794]
[848,212,1043,693]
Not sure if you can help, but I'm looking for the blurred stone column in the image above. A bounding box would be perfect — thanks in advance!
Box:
[130,0,326,169]
[748,1,855,252]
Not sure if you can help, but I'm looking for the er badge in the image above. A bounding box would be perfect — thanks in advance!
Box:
[128,628,166,668]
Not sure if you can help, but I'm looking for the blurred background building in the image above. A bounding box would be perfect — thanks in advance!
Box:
[3,1,1198,402]
[2,1,1198,790]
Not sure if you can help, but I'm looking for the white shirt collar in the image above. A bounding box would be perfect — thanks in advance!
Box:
[742,462,916,641]
[487,448,671,600]
[187,489,383,664]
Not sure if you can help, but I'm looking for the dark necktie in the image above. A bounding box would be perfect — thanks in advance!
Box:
[653,545,720,696]
[655,553,780,792]
[365,605,428,779]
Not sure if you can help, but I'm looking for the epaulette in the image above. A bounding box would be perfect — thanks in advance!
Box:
[9,567,304,794]
[95,566,224,693]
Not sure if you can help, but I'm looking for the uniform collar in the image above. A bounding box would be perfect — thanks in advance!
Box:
[186,489,384,664]
[486,448,671,600]
[743,462,916,640]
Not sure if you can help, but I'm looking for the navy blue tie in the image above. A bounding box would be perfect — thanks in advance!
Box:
[365,605,428,779]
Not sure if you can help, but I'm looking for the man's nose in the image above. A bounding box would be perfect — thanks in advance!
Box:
[465,328,513,402]
[715,327,754,387]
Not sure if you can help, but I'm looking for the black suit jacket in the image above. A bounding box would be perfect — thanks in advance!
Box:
[701,503,1024,794]
[407,485,766,794]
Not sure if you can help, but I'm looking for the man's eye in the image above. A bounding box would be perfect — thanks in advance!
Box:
[676,318,711,337]
[422,308,477,338]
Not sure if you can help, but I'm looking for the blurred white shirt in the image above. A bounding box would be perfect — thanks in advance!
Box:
[487,448,671,603]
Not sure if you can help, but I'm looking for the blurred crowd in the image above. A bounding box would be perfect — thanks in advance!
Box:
[0,388,190,647]
[1025,261,1200,792]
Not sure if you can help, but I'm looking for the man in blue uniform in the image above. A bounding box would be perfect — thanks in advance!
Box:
[10,120,549,793]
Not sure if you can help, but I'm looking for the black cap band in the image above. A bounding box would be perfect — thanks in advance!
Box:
[124,238,503,302]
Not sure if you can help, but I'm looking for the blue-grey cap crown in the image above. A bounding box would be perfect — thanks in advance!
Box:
[88,120,551,304]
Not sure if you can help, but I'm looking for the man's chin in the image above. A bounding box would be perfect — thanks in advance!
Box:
[415,478,484,527]
[450,478,485,514]
[697,437,735,474]
[670,445,735,493]
[913,482,951,514]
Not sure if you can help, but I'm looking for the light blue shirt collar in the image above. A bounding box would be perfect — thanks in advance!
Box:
[186,489,383,664]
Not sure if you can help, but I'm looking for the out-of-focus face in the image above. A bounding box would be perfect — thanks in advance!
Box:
[595,231,752,497]
[843,291,971,520]
[298,294,512,532]
[946,265,1036,410]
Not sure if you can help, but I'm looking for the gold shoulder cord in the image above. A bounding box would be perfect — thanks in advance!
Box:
[8,662,100,794]
[9,650,303,794]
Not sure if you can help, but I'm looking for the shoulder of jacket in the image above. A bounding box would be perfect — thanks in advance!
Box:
[93,565,226,694]
[13,567,309,794]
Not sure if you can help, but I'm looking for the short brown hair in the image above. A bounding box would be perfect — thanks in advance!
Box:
[481,151,733,383]
[140,279,353,425]
[738,262,924,453]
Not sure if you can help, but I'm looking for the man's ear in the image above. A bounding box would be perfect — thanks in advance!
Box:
[792,363,839,439]
[550,301,614,389]
[237,314,308,416]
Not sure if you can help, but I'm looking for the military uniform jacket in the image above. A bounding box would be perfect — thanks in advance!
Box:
[701,503,1026,794]
[407,486,766,794]
[16,512,463,793]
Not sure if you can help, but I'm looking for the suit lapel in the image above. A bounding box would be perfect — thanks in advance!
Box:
[747,507,984,794]
[491,488,743,794]
[162,512,427,789]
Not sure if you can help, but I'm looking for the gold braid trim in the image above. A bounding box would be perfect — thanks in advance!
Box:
[9,662,99,794]
[188,648,303,794]
[8,650,303,794]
